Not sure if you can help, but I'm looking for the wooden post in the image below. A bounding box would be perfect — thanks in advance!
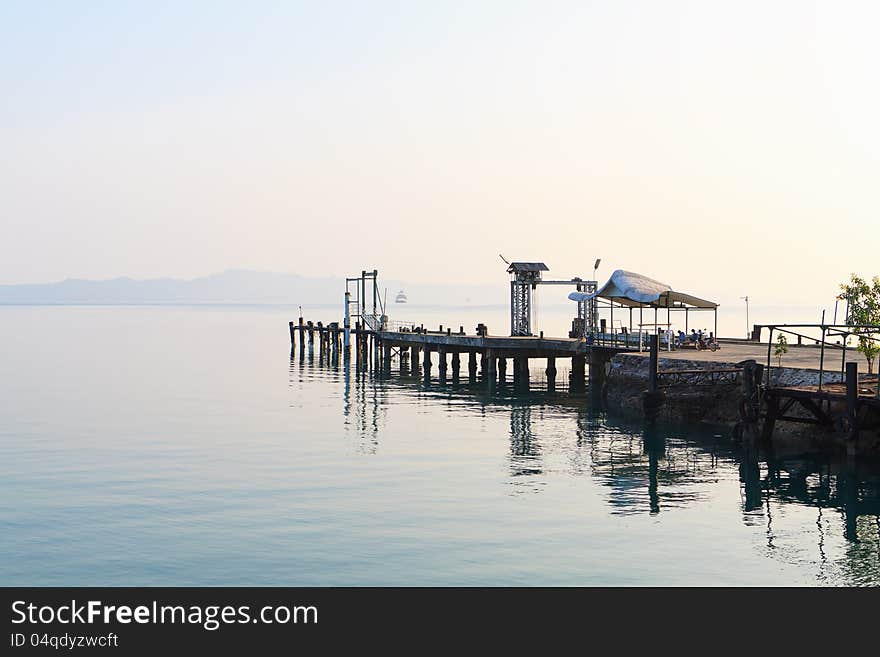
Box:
[497,357,507,385]
[451,351,461,383]
[486,349,497,389]
[289,321,296,349]
[546,356,557,392]
[438,348,448,383]
[468,351,478,383]
[298,317,305,356]
[761,393,778,441]
[411,345,420,375]
[845,361,859,449]
[307,321,315,347]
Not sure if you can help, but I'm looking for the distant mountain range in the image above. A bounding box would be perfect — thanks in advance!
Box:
[0,270,506,307]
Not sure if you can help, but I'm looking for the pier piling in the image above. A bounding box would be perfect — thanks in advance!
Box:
[411,345,420,375]
[570,355,586,393]
[546,356,557,392]
[498,357,507,385]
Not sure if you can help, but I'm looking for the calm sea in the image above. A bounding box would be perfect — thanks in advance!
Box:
[1,304,878,586]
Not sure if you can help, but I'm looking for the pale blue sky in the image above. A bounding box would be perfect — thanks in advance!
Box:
[2,1,878,306]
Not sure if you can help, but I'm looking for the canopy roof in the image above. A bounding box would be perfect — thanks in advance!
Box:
[568,269,717,309]
[507,262,549,273]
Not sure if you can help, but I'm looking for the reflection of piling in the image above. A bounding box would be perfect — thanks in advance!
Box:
[739,443,763,511]
[643,422,665,515]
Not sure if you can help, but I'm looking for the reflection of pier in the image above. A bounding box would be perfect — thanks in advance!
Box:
[290,340,880,573]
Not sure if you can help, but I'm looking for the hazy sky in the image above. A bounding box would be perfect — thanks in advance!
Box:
[2,1,878,306]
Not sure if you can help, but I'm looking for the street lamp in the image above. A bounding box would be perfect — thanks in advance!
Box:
[593,258,601,281]
[740,296,749,339]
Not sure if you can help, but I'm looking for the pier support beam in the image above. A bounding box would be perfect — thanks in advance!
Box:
[383,341,392,376]
[546,356,556,393]
[738,360,763,443]
[289,321,296,351]
[845,361,859,454]
[570,355,586,394]
[485,349,497,390]
[451,351,461,384]
[588,355,608,401]
[513,356,529,392]
[438,348,448,384]
[423,347,432,382]
[468,351,478,383]
[497,357,507,385]
[410,345,420,375]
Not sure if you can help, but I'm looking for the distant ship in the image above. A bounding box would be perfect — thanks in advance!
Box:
[395,290,408,304]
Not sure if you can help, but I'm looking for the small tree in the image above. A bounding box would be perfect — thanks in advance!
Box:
[774,334,788,368]
[839,274,880,374]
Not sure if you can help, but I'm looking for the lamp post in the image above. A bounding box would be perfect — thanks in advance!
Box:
[593,258,601,281]
[740,296,749,339]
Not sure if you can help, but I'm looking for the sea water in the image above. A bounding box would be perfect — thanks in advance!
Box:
[1,305,878,586]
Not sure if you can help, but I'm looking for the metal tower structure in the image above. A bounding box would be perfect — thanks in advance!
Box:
[506,261,598,338]
[508,262,548,336]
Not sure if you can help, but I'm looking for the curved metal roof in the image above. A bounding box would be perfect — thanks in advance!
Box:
[568,269,718,309]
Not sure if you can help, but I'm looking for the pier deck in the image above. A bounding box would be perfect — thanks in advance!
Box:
[634,341,868,371]
[376,330,620,358]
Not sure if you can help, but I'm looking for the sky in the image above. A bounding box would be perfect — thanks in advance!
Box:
[2,0,878,308]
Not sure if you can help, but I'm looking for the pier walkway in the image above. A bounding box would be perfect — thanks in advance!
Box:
[640,341,868,371]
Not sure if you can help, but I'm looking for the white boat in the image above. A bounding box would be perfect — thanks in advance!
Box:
[395,290,407,303]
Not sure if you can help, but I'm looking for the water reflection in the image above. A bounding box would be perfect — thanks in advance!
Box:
[291,350,880,583]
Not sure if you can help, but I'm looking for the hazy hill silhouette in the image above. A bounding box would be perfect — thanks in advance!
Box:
[0,270,504,306]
